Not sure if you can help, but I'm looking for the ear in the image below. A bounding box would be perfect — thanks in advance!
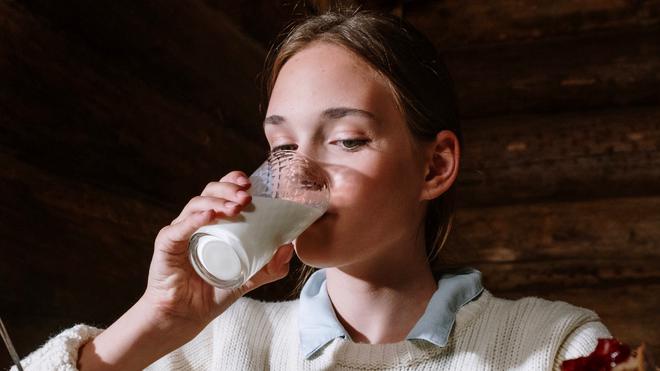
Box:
[420,130,460,201]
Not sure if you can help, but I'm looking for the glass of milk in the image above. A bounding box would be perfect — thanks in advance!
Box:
[188,150,330,289]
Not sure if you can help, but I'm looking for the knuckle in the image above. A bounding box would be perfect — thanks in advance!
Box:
[190,195,205,204]
[204,182,240,198]
[221,170,247,182]
[204,181,217,191]
[221,170,242,182]
[155,226,169,244]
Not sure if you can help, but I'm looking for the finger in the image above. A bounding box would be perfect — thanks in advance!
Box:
[200,182,251,204]
[219,170,251,187]
[240,244,294,294]
[171,195,244,225]
[157,210,218,254]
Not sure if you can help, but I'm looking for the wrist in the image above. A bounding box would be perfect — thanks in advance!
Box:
[77,296,201,371]
[137,292,207,338]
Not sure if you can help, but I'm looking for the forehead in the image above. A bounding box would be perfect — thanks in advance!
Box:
[267,42,397,117]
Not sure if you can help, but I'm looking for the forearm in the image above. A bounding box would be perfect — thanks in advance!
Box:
[77,296,202,371]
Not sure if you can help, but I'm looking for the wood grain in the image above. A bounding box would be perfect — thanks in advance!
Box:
[457,106,660,207]
[442,195,660,270]
[0,0,268,208]
[0,152,169,317]
[445,26,660,117]
[406,0,660,48]
[207,1,660,116]
[212,0,660,49]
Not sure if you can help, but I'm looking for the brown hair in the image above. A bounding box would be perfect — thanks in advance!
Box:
[259,6,463,295]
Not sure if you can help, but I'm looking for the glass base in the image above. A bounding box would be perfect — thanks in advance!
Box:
[188,232,246,289]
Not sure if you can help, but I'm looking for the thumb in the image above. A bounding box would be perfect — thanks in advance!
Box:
[157,210,216,254]
[240,243,295,294]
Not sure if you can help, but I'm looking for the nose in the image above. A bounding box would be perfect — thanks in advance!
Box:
[290,144,334,190]
[292,143,319,163]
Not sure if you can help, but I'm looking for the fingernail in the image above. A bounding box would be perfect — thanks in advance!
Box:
[224,201,239,208]
[237,176,250,186]
[237,190,250,198]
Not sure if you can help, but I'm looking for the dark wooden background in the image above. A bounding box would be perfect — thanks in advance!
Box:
[1,0,658,368]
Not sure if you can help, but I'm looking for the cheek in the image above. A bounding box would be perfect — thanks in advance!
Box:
[329,154,421,211]
[294,155,422,266]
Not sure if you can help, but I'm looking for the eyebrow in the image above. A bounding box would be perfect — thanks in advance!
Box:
[263,107,376,127]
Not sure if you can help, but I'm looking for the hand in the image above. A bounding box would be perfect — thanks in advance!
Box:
[143,170,295,332]
[78,170,296,371]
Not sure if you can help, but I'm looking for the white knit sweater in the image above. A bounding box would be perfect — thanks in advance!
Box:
[12,290,610,370]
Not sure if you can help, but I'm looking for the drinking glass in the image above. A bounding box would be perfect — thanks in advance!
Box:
[189,150,330,289]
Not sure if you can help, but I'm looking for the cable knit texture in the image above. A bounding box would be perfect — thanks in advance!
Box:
[11,290,610,370]
[10,324,103,371]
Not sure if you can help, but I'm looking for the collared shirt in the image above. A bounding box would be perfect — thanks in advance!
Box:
[298,267,484,359]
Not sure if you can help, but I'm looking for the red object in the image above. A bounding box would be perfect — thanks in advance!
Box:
[562,338,632,371]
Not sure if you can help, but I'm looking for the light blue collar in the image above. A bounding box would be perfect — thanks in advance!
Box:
[298,268,484,359]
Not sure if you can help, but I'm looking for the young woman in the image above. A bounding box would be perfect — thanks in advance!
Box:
[15,8,610,371]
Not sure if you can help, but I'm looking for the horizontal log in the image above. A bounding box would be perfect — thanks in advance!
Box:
[213,0,660,49]
[7,0,267,138]
[211,1,660,116]
[0,152,173,318]
[445,26,660,117]
[472,259,660,293]
[457,106,660,207]
[0,1,268,207]
[406,0,660,48]
[440,195,660,268]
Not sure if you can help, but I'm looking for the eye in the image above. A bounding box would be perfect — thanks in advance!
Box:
[334,139,370,151]
[271,144,298,152]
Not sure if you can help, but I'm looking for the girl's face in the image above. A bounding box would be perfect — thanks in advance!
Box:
[265,42,430,269]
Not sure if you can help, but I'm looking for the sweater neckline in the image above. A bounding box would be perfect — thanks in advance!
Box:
[299,268,484,359]
[305,290,492,367]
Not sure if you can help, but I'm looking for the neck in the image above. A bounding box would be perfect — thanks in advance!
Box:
[324,238,437,344]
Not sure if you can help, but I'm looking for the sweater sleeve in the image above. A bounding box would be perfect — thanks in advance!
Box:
[9,324,104,371]
[552,320,612,371]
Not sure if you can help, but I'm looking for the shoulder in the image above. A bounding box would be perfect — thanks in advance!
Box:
[486,290,603,330]
[489,292,611,364]
[454,290,610,369]
[458,290,603,332]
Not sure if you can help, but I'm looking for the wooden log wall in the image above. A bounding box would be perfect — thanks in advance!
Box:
[1,0,659,367]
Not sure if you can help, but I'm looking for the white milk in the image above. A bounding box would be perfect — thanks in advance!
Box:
[191,196,324,287]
